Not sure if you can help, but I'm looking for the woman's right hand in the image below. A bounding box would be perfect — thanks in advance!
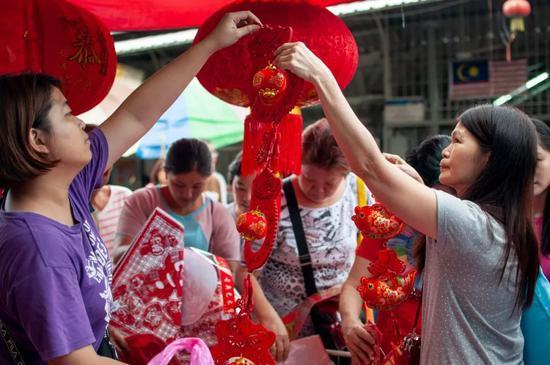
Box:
[342,319,378,364]
[259,312,290,362]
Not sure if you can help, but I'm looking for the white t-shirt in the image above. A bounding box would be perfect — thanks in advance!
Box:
[257,174,373,320]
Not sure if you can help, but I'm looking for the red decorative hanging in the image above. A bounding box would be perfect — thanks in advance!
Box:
[195,0,358,273]
[352,204,404,240]
[357,249,416,311]
[252,64,288,106]
[210,275,276,365]
[502,0,532,33]
[352,204,416,311]
[236,210,268,241]
[0,0,117,115]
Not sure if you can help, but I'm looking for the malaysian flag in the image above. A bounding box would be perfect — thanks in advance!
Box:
[449,59,528,100]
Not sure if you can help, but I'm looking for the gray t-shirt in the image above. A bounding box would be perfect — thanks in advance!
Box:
[421,190,523,364]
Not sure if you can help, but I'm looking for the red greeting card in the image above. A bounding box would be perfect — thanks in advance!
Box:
[110,208,186,364]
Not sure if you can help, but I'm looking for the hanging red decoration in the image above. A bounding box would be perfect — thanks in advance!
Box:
[356,249,416,311]
[352,204,404,240]
[210,275,276,365]
[252,64,288,106]
[195,0,358,274]
[352,204,415,311]
[236,210,268,241]
[502,0,532,33]
[0,0,117,115]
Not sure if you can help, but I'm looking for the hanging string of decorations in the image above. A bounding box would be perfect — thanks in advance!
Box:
[194,1,358,363]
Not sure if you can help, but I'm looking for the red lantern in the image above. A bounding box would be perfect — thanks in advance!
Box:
[195,0,358,176]
[236,210,268,241]
[252,64,288,106]
[0,0,117,115]
[195,1,358,273]
[502,0,531,33]
[195,1,357,108]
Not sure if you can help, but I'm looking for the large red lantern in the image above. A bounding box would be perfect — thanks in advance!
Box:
[502,0,532,33]
[0,0,117,115]
[195,1,358,109]
[195,0,358,274]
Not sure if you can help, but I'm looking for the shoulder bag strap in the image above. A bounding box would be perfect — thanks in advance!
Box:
[0,318,26,365]
[282,179,318,297]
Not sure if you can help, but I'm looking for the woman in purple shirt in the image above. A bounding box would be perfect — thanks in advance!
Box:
[0,12,260,365]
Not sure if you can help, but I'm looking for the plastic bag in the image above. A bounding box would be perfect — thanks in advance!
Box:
[279,335,332,365]
[147,338,214,365]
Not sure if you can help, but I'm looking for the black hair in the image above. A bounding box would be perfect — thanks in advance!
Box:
[460,105,539,309]
[164,138,212,176]
[0,73,60,188]
[227,151,243,185]
[532,118,550,256]
[407,135,451,274]
[406,135,451,187]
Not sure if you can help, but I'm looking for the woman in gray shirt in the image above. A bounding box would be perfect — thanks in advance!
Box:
[274,42,540,364]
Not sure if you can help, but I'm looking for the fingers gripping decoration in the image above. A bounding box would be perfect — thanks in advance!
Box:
[352,203,416,311]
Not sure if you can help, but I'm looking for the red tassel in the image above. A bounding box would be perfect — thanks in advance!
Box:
[276,107,303,176]
[242,115,274,176]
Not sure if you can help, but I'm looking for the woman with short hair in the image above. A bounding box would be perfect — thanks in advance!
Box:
[0,12,260,364]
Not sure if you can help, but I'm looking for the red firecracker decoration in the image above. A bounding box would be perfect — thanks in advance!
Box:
[236,210,268,241]
[195,1,358,273]
[503,0,532,33]
[0,0,117,115]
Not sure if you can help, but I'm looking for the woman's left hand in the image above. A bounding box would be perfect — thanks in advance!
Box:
[383,153,424,184]
[273,42,331,83]
[203,11,262,52]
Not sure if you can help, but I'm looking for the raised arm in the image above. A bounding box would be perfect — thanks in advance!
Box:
[274,43,437,239]
[99,12,261,170]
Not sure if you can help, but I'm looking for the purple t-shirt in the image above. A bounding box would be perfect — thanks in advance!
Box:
[0,128,112,363]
